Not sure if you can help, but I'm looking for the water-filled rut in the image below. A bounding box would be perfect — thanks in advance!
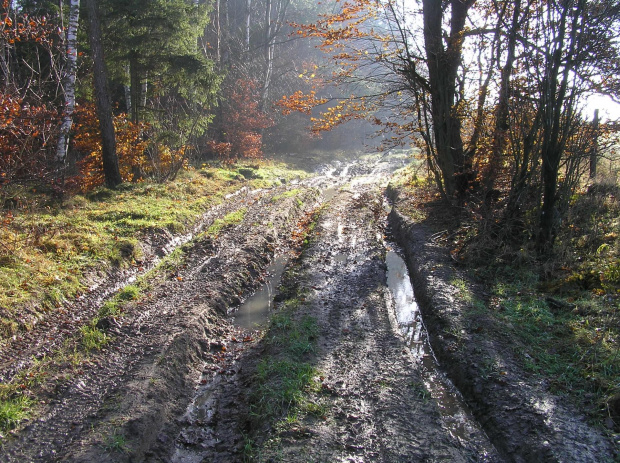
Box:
[386,247,494,453]
[164,155,500,461]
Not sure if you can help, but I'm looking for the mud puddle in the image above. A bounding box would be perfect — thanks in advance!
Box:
[386,247,494,449]
[232,254,289,330]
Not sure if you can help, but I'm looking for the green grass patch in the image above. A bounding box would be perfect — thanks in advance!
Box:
[98,301,122,319]
[206,207,247,237]
[490,269,619,422]
[97,285,141,320]
[103,429,128,453]
[117,284,141,301]
[271,189,302,203]
[0,395,32,432]
[250,309,320,424]
[0,161,309,340]
[80,323,110,351]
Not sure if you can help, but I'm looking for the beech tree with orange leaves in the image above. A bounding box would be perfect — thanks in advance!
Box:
[207,78,273,162]
[279,0,476,198]
[1,0,63,185]
[279,0,620,254]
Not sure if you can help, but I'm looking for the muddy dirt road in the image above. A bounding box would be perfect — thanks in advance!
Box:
[1,153,616,462]
[165,161,500,462]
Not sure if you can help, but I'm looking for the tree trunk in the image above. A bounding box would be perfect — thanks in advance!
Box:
[215,0,221,63]
[260,0,273,107]
[483,0,521,197]
[260,0,289,108]
[536,0,584,255]
[589,108,599,179]
[85,0,122,188]
[538,151,560,254]
[55,0,80,167]
[422,0,473,198]
[129,51,140,123]
[245,0,251,51]
[124,64,131,113]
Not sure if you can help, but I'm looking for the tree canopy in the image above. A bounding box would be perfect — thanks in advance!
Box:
[2,0,620,253]
[279,0,620,253]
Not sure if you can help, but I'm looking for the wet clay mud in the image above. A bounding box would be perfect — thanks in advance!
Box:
[1,152,616,462]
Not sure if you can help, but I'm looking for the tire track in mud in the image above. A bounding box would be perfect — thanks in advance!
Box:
[165,176,500,462]
[250,185,500,462]
[8,153,596,462]
[0,186,261,384]
[0,184,320,462]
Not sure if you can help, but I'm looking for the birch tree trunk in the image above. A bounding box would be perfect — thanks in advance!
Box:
[215,0,221,63]
[245,0,251,51]
[55,0,80,166]
[260,0,273,107]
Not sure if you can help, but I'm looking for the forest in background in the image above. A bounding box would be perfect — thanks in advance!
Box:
[0,0,355,192]
[1,0,619,252]
[2,0,620,292]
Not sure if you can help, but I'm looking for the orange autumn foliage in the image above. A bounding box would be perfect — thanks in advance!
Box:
[0,92,59,185]
[277,90,328,116]
[72,103,187,191]
[208,79,273,162]
[1,0,56,47]
[1,2,63,185]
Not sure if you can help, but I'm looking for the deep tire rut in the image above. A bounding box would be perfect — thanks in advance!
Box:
[0,184,319,462]
[165,180,500,462]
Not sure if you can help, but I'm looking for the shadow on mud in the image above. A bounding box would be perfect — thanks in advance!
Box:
[388,203,616,462]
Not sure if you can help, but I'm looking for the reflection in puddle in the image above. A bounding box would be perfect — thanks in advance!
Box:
[386,251,424,357]
[232,255,288,329]
[386,249,491,447]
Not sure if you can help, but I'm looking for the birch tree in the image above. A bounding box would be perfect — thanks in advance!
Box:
[55,0,80,168]
[245,0,252,51]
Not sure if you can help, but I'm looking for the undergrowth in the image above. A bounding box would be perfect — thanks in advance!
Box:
[474,184,620,430]
[401,175,620,433]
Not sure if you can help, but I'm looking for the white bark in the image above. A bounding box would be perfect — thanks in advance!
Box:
[124,64,132,112]
[245,0,251,51]
[215,0,221,62]
[56,0,80,164]
[260,0,290,108]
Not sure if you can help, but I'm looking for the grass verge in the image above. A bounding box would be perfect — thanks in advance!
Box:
[398,176,620,434]
[0,161,308,340]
